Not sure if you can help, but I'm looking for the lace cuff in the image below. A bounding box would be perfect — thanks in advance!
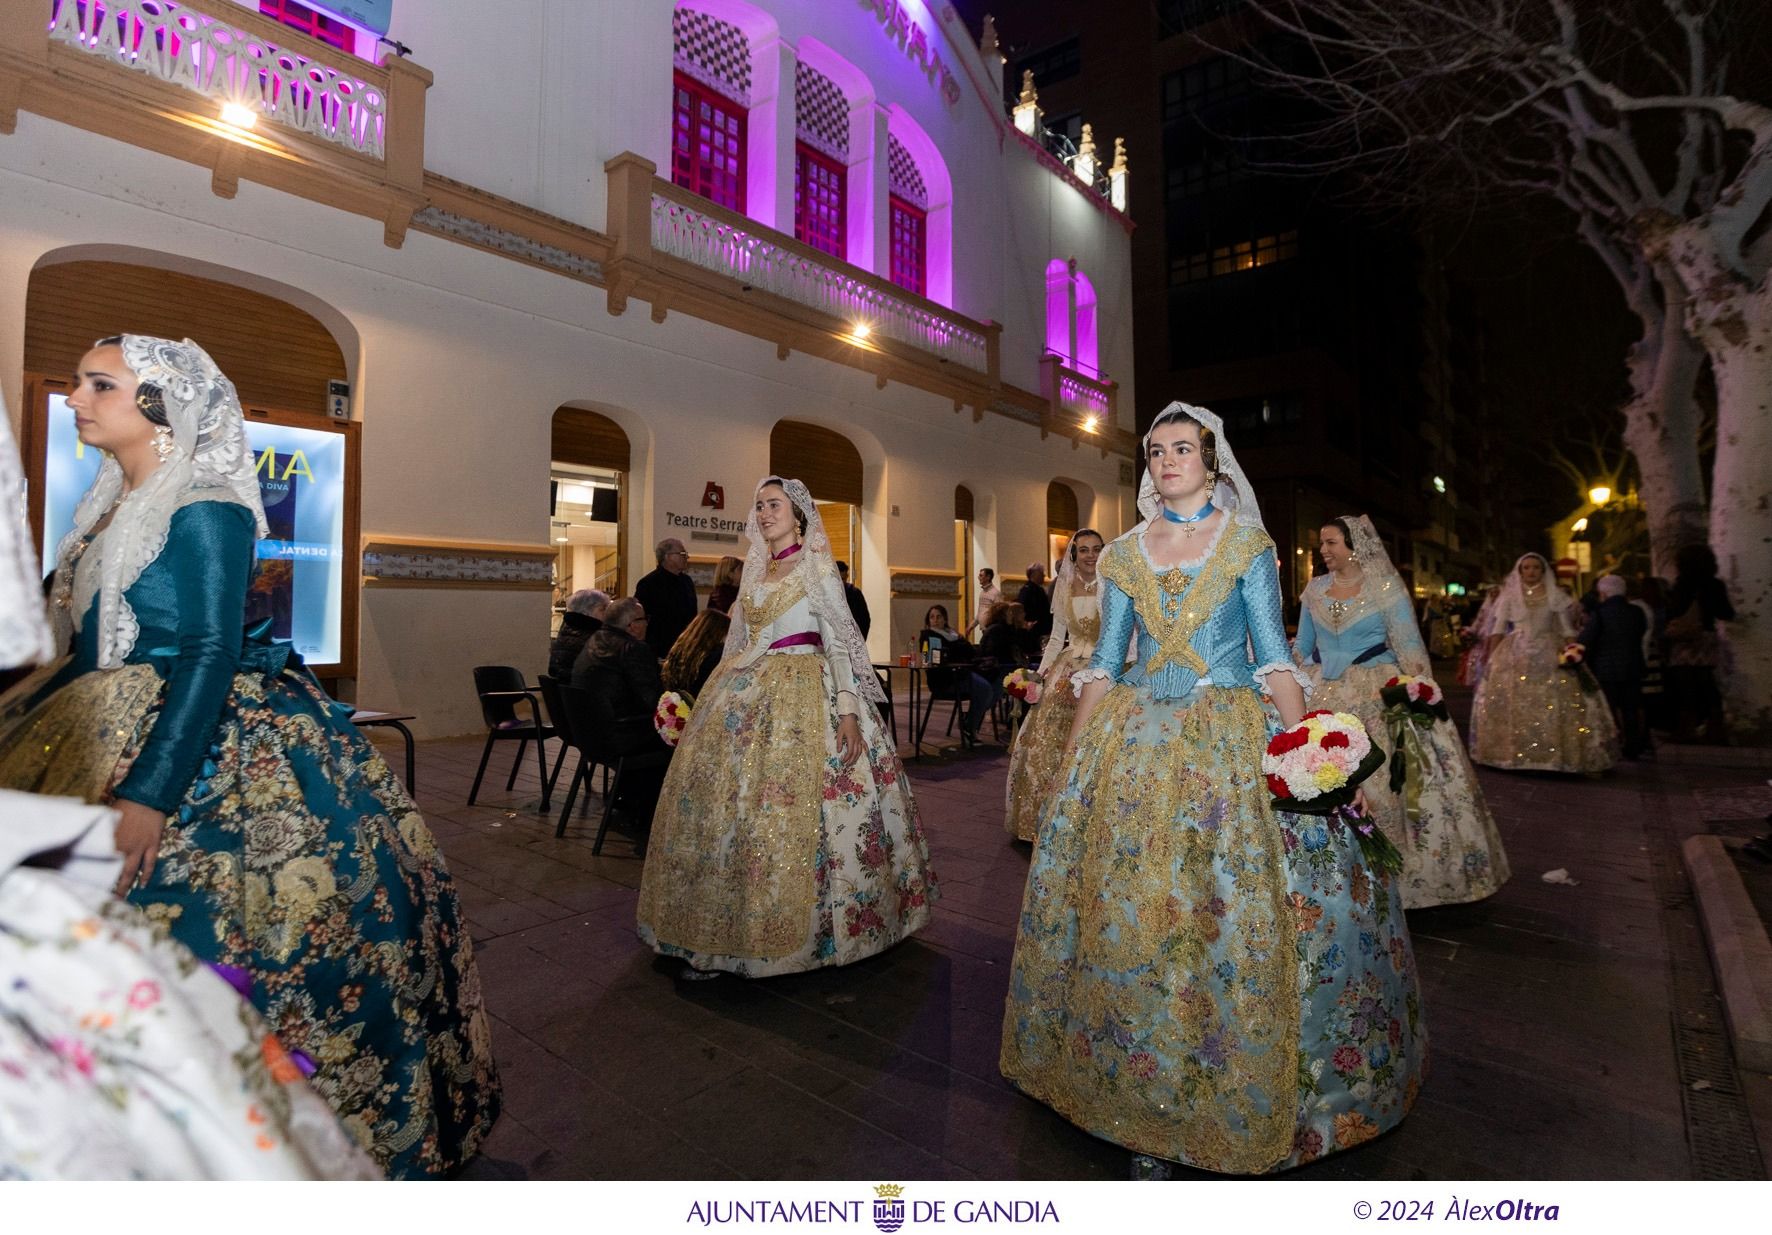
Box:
[1070,667,1114,697]
[1253,660,1312,697]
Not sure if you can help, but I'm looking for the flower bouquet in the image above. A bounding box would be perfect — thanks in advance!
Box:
[653,690,692,747]
[1003,667,1042,705]
[1263,710,1402,875]
[1379,676,1447,823]
[1557,642,1602,695]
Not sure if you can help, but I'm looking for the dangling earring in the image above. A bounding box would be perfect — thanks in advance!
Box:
[152,424,175,460]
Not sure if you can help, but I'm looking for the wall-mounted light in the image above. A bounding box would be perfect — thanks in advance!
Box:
[1571,517,1588,534]
[1432,475,1446,494]
[220,101,258,130]
[1588,485,1611,506]
[1081,414,1099,433]
[849,322,872,342]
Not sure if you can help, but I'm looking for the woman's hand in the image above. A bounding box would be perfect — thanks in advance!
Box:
[1353,787,1371,817]
[836,714,864,767]
[112,799,166,897]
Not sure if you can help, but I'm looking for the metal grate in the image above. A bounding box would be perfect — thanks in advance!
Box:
[1649,781,1767,1179]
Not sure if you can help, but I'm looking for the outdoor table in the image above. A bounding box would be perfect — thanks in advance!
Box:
[350,709,417,794]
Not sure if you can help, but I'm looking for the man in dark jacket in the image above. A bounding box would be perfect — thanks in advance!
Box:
[634,537,698,659]
[548,588,607,680]
[836,560,871,638]
[570,597,672,821]
[1578,574,1649,758]
[1017,563,1052,643]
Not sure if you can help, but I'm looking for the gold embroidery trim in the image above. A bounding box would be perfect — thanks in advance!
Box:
[1099,528,1269,680]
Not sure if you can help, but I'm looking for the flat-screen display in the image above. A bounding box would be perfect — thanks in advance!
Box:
[40,396,348,667]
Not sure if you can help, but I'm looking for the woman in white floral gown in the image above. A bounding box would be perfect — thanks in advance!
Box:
[637,477,938,977]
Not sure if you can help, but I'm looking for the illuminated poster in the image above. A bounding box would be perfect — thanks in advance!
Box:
[40,396,348,667]
[310,0,393,36]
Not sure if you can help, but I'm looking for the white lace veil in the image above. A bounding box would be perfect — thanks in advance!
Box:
[1,388,54,670]
[1339,514,1408,600]
[1133,401,1267,534]
[49,336,268,668]
[1490,551,1568,631]
[722,476,884,704]
[1041,528,1101,672]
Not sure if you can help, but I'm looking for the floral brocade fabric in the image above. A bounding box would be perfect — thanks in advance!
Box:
[0,668,501,1178]
[1305,663,1511,909]
[1003,675,1079,842]
[637,651,938,977]
[1468,595,1618,773]
[1000,684,1426,1173]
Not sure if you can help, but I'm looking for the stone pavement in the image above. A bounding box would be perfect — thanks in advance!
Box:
[365,685,1771,1180]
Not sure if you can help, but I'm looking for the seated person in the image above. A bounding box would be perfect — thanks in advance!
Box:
[548,588,608,681]
[662,609,731,700]
[977,600,1029,670]
[570,597,672,823]
[917,604,1001,746]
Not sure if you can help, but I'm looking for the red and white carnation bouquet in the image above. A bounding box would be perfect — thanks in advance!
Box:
[653,690,692,747]
[1263,710,1401,874]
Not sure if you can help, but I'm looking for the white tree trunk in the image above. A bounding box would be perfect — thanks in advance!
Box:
[1700,280,1772,736]
[1619,294,1708,579]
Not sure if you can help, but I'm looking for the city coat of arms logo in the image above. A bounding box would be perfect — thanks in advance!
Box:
[872,1183,906,1233]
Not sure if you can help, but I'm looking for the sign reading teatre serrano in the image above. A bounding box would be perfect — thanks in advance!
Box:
[665,510,747,535]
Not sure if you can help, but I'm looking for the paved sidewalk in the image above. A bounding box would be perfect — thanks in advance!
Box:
[366,690,1769,1180]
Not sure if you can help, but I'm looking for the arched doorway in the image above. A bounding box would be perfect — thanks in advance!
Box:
[551,407,631,616]
[770,418,863,582]
[21,257,359,679]
[954,483,975,629]
[1047,479,1080,575]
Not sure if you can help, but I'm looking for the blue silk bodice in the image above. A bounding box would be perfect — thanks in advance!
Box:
[1293,573,1430,681]
[63,499,257,814]
[1085,523,1304,701]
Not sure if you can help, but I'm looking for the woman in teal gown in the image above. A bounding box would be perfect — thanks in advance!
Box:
[0,336,498,1177]
[1294,516,1509,908]
[1000,403,1426,1176]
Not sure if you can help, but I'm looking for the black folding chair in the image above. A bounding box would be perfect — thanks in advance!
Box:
[553,684,670,856]
[467,665,556,810]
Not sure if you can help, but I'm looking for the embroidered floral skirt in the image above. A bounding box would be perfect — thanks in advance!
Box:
[1306,663,1511,909]
[1468,634,1619,773]
[636,650,937,977]
[0,852,378,1179]
[1004,672,1080,842]
[0,665,501,1178]
[999,683,1426,1174]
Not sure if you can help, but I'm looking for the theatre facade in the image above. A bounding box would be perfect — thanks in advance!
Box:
[0,0,1137,735]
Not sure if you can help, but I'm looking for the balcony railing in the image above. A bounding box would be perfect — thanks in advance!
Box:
[1039,353,1118,426]
[47,0,392,157]
[647,179,993,374]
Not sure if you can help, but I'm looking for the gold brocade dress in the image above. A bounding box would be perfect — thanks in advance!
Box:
[635,562,938,976]
[1469,588,1619,773]
[1004,586,1101,841]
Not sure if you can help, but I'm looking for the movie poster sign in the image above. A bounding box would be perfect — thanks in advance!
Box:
[40,396,349,668]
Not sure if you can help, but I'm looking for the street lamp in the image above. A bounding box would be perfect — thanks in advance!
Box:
[1588,485,1611,506]
[1571,517,1588,534]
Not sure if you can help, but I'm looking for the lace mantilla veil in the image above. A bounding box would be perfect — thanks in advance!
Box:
[49,336,268,669]
[721,476,884,704]
[1338,514,1409,600]
[0,388,54,671]
[1131,401,1269,536]
[1490,551,1570,631]
[1041,529,1096,675]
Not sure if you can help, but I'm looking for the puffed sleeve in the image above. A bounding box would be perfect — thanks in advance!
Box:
[1073,574,1134,693]
[1293,592,1318,667]
[1382,588,1434,678]
[113,501,254,815]
[1239,545,1311,697]
[812,604,862,717]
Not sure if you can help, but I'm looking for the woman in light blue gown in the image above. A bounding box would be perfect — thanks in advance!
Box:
[1295,517,1509,908]
[1000,404,1425,1176]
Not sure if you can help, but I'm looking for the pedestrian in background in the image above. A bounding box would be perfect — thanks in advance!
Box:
[549,587,608,680]
[1578,574,1649,760]
[635,537,698,659]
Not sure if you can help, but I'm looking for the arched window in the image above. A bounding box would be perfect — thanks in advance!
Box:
[888,133,928,295]
[672,6,751,212]
[1044,259,1101,377]
[793,60,849,258]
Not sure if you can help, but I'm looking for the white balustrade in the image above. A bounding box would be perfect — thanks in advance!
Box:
[48,0,388,159]
[650,192,989,372]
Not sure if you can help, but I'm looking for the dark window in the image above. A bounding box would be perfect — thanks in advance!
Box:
[1161,57,1250,124]
[1006,36,1082,106]
[1217,393,1305,447]
[794,143,846,259]
[889,197,926,296]
[1169,229,1298,285]
[1157,0,1245,38]
[259,0,354,53]
[1164,148,1247,202]
[673,72,747,213]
